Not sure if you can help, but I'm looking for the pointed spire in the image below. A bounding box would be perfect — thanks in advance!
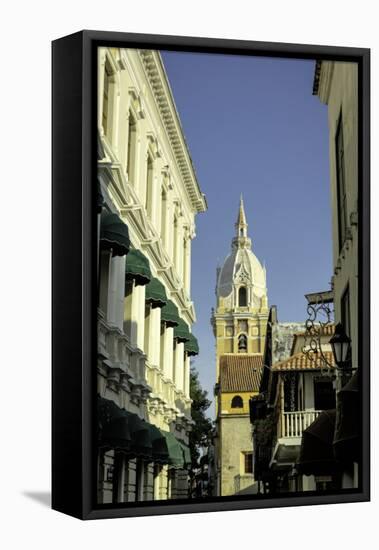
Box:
[232,194,252,250]
[235,194,248,239]
[237,194,247,228]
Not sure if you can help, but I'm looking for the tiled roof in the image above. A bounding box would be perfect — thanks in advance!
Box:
[272,351,335,372]
[219,354,263,392]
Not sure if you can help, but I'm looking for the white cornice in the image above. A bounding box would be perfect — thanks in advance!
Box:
[139,50,207,215]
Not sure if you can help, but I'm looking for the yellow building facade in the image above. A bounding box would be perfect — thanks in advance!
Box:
[212,198,268,496]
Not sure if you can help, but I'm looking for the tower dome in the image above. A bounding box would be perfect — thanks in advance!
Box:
[216,196,268,310]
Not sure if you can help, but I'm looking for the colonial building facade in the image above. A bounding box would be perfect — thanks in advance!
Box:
[313,60,358,373]
[96,47,206,504]
[251,308,337,494]
[212,198,268,496]
[312,60,359,487]
[250,60,359,494]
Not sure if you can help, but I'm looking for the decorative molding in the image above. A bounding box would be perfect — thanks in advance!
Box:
[139,50,206,214]
[128,86,145,119]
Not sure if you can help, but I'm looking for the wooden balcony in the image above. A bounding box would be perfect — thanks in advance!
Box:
[270,410,322,468]
[280,410,322,439]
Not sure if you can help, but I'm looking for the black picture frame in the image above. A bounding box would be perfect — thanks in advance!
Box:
[52,30,370,520]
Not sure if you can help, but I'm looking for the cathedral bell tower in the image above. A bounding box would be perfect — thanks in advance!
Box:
[212,196,269,377]
[211,196,268,497]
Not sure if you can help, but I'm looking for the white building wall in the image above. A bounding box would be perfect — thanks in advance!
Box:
[97,47,206,504]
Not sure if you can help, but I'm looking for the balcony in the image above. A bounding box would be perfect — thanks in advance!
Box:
[280,410,322,439]
[270,410,322,469]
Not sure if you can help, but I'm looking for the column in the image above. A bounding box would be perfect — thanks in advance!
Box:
[174,341,185,392]
[126,281,145,350]
[159,466,169,500]
[184,354,191,398]
[136,284,146,352]
[107,255,126,330]
[144,303,151,360]
[161,325,174,381]
[143,462,154,501]
[128,281,138,347]
[148,306,161,367]
[115,455,126,503]
[99,250,111,315]
[126,458,137,502]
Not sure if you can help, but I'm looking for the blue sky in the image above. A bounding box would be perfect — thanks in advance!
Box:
[161,51,331,413]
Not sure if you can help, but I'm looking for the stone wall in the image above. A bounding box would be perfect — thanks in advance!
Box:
[220,415,254,496]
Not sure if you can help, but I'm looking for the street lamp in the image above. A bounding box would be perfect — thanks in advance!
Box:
[329,322,351,369]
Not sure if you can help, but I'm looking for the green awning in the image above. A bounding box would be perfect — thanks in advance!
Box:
[126,414,153,458]
[179,441,191,467]
[184,333,199,356]
[100,212,130,257]
[145,277,168,308]
[174,318,191,343]
[125,249,152,286]
[97,180,104,213]
[97,397,132,451]
[97,397,153,459]
[160,430,185,468]
[149,424,170,464]
[160,300,180,328]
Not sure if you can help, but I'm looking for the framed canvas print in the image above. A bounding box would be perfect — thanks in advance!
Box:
[52,30,370,520]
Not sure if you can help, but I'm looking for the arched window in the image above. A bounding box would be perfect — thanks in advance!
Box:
[238,333,247,353]
[231,395,243,408]
[238,286,247,307]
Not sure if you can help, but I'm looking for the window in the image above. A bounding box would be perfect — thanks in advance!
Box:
[173,216,178,269]
[238,333,247,353]
[102,59,114,141]
[160,189,167,247]
[231,395,243,408]
[341,285,351,337]
[126,113,137,183]
[238,286,247,307]
[335,112,348,250]
[314,379,335,410]
[145,154,153,216]
[244,452,253,474]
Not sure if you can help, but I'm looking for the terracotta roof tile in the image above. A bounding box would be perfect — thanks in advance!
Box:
[272,351,335,372]
[219,354,263,392]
